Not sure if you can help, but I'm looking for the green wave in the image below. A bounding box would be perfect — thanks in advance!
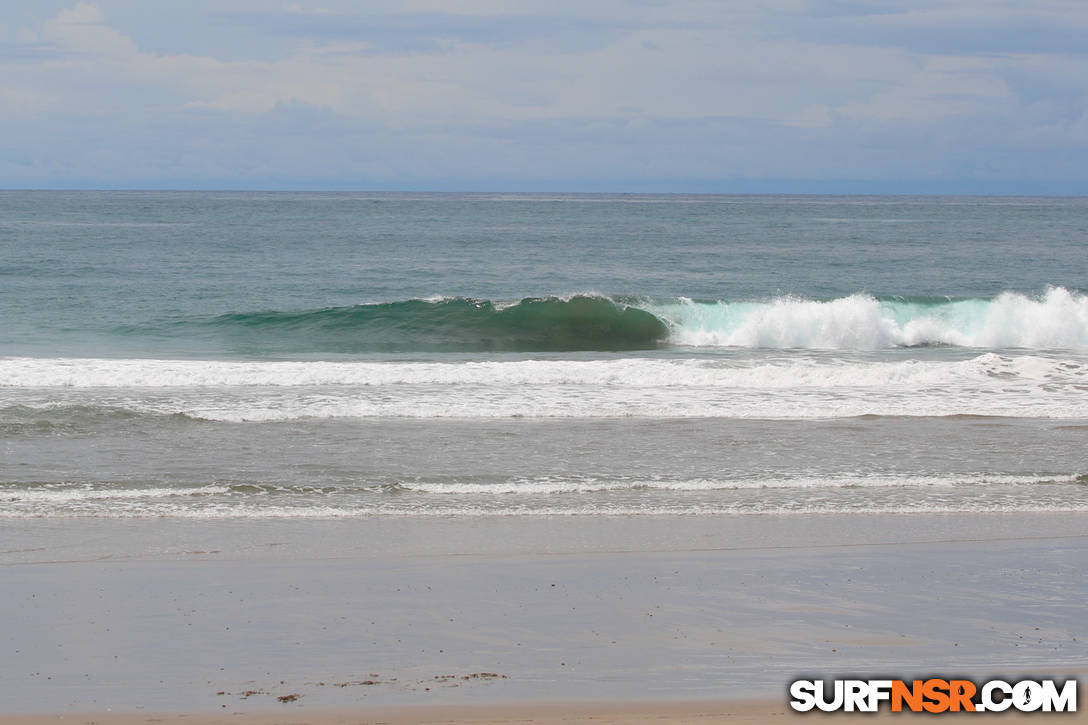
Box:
[152,287,1085,352]
[206,295,669,352]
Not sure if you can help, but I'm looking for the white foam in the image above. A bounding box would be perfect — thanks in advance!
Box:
[2,474,1081,519]
[4,501,1087,519]
[396,473,1077,494]
[8,485,231,502]
[2,352,1085,420]
[657,287,1088,349]
[0,353,1081,388]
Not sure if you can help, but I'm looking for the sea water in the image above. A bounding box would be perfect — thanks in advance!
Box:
[1,191,1086,518]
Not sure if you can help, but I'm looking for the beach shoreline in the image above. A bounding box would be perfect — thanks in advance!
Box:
[3,513,1085,714]
[0,700,778,725]
[5,695,1088,724]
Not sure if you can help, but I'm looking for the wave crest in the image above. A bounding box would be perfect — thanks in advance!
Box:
[654,287,1088,349]
[120,287,1088,352]
[210,295,668,352]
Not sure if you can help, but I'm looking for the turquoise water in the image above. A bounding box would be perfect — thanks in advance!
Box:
[1,192,1086,517]
[2,191,1085,356]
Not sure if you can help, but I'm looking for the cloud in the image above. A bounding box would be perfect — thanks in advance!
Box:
[222,9,644,55]
[789,3,1088,56]
[42,0,137,57]
[0,1,1086,190]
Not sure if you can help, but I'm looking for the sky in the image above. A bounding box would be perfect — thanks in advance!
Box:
[2,1,1087,192]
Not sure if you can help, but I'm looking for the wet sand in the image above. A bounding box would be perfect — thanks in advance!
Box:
[1,514,1086,716]
[0,701,786,725]
[5,698,1088,724]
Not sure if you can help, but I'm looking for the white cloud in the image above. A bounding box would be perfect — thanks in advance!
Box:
[1,1,1073,124]
[42,1,138,57]
[0,1,1086,189]
[840,56,1014,123]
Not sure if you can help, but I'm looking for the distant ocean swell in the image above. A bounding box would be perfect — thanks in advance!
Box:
[157,287,1088,352]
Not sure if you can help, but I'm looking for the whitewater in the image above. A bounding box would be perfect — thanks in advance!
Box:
[650,287,1088,349]
[2,351,1085,421]
[1,191,1086,519]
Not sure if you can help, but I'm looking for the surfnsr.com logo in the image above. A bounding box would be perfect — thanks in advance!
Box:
[789,678,1078,713]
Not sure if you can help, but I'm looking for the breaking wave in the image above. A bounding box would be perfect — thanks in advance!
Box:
[649,287,1088,350]
[202,295,668,352]
[158,287,1088,352]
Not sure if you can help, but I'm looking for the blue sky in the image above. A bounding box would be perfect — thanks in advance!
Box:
[2,1,1087,192]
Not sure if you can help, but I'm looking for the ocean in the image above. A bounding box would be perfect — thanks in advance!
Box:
[2,191,1086,520]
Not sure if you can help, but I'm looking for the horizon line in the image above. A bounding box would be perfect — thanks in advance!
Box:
[2,188,1088,198]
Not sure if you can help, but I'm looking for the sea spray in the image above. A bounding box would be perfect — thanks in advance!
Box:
[650,287,1088,349]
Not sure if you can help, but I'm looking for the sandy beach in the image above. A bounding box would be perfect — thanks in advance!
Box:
[6,699,1087,724]
[0,700,821,725]
[3,512,1085,719]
